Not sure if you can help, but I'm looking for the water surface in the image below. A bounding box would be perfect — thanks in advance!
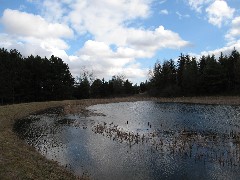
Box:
[15,101,240,179]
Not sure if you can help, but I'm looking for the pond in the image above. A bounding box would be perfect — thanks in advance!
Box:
[14,101,240,179]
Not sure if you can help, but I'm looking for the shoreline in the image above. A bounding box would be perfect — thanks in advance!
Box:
[1,96,240,179]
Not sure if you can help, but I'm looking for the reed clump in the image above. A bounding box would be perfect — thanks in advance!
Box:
[1,96,240,179]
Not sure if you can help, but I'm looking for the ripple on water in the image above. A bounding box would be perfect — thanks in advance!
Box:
[14,101,240,179]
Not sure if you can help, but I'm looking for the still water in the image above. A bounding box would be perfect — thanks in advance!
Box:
[14,101,240,179]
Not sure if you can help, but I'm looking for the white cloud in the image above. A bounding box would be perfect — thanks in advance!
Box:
[37,0,189,83]
[40,0,75,23]
[67,0,151,34]
[159,9,168,15]
[126,26,190,52]
[206,0,235,27]
[200,40,240,58]
[0,1,190,83]
[67,40,149,82]
[1,9,73,39]
[41,0,67,22]
[0,33,13,48]
[0,9,73,58]
[159,0,166,5]
[0,33,52,57]
[58,0,189,49]
[187,41,240,63]
[225,16,240,41]
[188,0,213,13]
[69,24,190,81]
[0,33,70,58]
[176,11,190,19]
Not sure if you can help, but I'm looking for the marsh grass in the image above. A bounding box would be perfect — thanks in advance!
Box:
[1,96,240,179]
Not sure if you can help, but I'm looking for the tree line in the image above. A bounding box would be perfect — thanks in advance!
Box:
[0,48,75,104]
[143,49,240,97]
[1,47,240,104]
[74,73,138,99]
[0,48,138,105]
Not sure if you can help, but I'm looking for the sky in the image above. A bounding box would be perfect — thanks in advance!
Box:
[0,0,240,84]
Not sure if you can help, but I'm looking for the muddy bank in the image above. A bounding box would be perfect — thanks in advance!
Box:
[1,96,240,179]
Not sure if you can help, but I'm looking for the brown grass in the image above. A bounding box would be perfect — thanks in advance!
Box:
[1,96,240,179]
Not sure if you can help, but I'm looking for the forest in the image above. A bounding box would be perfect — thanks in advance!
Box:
[143,48,240,97]
[0,47,240,105]
[0,48,137,105]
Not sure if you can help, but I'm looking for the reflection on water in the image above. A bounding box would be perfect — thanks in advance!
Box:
[14,102,240,179]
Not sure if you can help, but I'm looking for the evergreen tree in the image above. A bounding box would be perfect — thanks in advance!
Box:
[140,81,148,93]
[233,50,240,91]
[202,55,226,94]
[0,49,74,104]
[91,79,103,98]
[124,79,133,95]
[149,62,162,96]
[182,57,198,95]
[177,53,186,89]
[48,55,74,100]
[111,75,125,95]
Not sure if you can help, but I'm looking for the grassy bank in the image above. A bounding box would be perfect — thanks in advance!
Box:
[0,101,79,180]
[1,96,240,179]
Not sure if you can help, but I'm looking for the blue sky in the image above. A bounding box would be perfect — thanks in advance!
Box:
[0,0,240,83]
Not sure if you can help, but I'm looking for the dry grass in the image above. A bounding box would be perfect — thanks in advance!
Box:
[1,96,240,179]
[0,101,80,180]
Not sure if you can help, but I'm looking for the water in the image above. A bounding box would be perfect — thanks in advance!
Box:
[14,101,240,179]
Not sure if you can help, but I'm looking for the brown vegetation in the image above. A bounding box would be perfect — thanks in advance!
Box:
[1,96,240,179]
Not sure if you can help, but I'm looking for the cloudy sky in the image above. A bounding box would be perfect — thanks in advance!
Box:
[0,0,240,83]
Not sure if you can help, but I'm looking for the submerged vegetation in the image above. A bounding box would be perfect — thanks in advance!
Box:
[0,100,80,179]
[1,97,240,179]
[1,45,240,178]
[93,120,240,168]
[12,99,240,179]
